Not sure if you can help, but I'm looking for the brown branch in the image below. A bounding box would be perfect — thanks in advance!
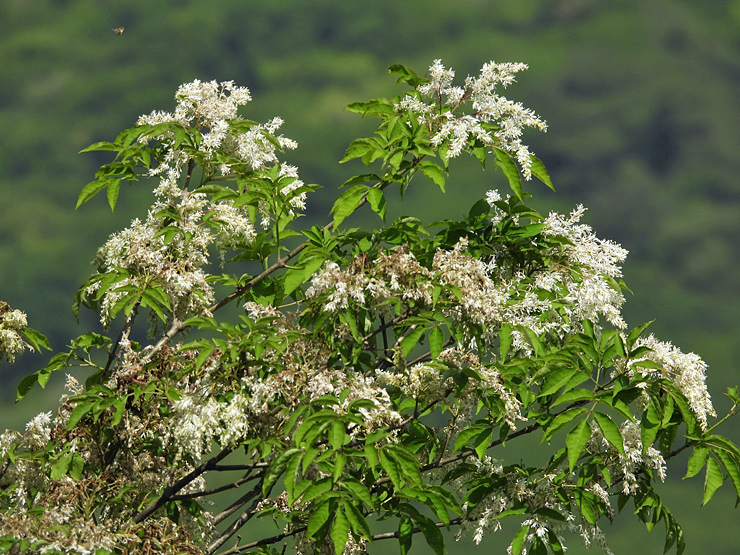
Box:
[214,513,466,555]
[214,522,306,555]
[170,470,263,501]
[213,480,264,526]
[371,516,463,541]
[210,462,269,472]
[101,302,140,382]
[128,446,234,526]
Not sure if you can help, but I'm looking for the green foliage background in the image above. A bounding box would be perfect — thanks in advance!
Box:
[1,0,739,552]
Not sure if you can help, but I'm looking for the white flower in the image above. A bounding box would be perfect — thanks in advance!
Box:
[396,59,546,178]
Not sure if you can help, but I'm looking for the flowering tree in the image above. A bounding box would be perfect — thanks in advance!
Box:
[1,60,739,555]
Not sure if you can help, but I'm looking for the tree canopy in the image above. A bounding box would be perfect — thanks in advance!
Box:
[1,59,739,555]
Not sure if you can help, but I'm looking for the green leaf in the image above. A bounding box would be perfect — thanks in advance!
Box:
[330,420,346,451]
[343,500,373,539]
[705,434,740,462]
[67,401,97,430]
[283,255,326,296]
[331,507,350,555]
[300,477,333,504]
[641,399,661,454]
[539,367,580,397]
[364,441,378,470]
[401,326,426,358]
[414,514,445,555]
[547,530,564,554]
[399,515,413,555]
[552,389,594,407]
[379,448,402,489]
[529,155,554,191]
[592,412,625,458]
[389,64,422,86]
[566,419,591,472]
[333,451,347,483]
[284,451,303,502]
[511,524,530,555]
[425,490,451,527]
[339,479,373,507]
[541,406,589,443]
[500,323,512,361]
[420,161,446,192]
[50,453,72,480]
[18,327,51,353]
[79,140,116,153]
[713,448,740,498]
[76,180,109,209]
[474,427,494,460]
[68,452,84,481]
[306,500,331,540]
[429,326,444,360]
[367,187,386,221]
[106,178,122,212]
[262,448,302,496]
[386,445,424,488]
[331,185,368,228]
[494,148,522,200]
[141,290,168,323]
[702,456,723,506]
[626,321,653,349]
[340,139,376,163]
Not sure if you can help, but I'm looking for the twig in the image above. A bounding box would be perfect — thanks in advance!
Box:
[213,480,264,526]
[208,488,270,554]
[217,526,307,555]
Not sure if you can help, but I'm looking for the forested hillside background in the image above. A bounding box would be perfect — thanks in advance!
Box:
[2,0,740,553]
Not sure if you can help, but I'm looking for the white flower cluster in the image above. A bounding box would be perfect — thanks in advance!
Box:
[623,334,716,430]
[376,361,452,404]
[433,238,508,327]
[541,204,628,330]
[306,247,434,316]
[90,80,307,327]
[91,200,217,327]
[138,79,297,178]
[587,419,666,497]
[438,348,524,430]
[0,307,29,365]
[396,60,547,177]
[170,388,253,460]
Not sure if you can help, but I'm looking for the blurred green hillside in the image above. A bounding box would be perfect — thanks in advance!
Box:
[2,0,740,552]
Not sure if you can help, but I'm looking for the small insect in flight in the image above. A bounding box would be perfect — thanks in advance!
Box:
[112,27,125,35]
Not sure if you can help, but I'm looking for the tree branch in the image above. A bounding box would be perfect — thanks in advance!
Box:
[212,479,264,526]
[170,470,263,501]
[371,516,463,541]
[128,446,234,526]
[211,512,302,555]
